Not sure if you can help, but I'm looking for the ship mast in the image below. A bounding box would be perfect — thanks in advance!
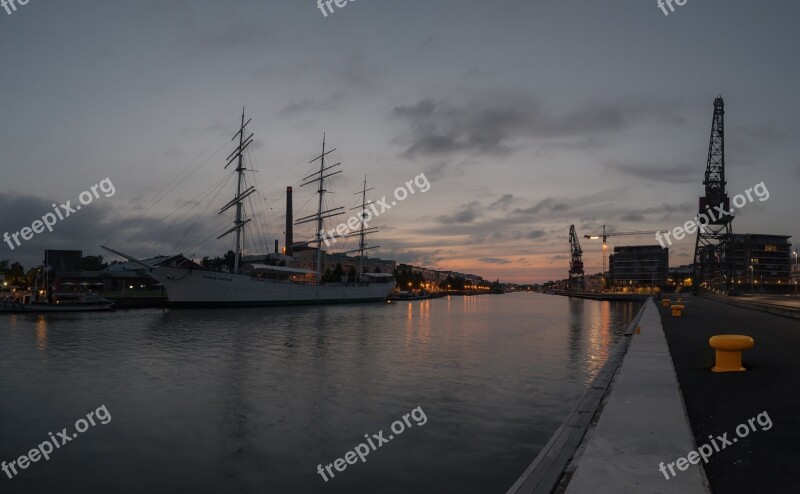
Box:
[296,134,344,284]
[217,108,255,274]
[345,176,380,282]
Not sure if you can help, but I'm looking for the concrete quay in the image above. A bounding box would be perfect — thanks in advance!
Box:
[701,292,800,320]
[559,298,708,493]
[660,295,800,493]
[508,293,799,493]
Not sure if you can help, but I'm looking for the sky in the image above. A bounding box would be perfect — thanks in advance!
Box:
[0,0,798,283]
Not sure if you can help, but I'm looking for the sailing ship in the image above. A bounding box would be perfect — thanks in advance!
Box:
[102,111,395,307]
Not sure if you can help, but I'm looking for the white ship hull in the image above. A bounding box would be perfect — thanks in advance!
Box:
[150,267,394,307]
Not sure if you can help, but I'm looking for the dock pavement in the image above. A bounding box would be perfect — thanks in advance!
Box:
[660,294,800,493]
[559,298,708,493]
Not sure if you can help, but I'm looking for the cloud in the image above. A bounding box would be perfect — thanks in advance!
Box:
[0,191,231,269]
[606,162,697,184]
[196,23,275,52]
[340,54,384,92]
[435,200,482,223]
[512,197,570,215]
[619,212,645,222]
[392,94,682,158]
[526,229,547,239]
[478,257,511,264]
[280,91,347,117]
[488,194,516,211]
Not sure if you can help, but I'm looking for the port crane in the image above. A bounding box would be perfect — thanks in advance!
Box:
[568,225,584,292]
[692,96,734,293]
[583,225,664,287]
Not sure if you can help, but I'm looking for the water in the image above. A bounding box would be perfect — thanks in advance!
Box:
[0,293,640,494]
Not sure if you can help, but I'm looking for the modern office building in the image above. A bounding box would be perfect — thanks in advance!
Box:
[608,245,669,288]
[727,233,793,292]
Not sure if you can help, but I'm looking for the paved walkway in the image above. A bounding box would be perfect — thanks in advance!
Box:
[703,293,800,319]
[563,299,708,494]
[661,295,800,493]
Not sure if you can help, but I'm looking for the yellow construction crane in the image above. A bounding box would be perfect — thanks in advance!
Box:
[583,225,665,287]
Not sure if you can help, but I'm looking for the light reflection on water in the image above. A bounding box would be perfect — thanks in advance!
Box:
[0,293,640,494]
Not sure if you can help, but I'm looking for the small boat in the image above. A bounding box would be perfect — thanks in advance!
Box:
[0,290,115,313]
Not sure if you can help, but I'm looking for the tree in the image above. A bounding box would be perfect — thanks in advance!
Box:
[25,267,40,286]
[333,263,344,282]
[7,262,26,286]
[223,250,236,272]
[347,266,357,283]
[81,255,108,271]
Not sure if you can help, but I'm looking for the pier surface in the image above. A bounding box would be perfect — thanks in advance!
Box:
[702,293,800,320]
[661,295,800,493]
[509,293,798,493]
[560,299,707,493]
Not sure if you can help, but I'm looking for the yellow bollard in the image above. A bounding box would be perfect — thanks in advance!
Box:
[709,335,755,372]
[662,299,671,307]
[671,304,685,317]
[677,297,683,303]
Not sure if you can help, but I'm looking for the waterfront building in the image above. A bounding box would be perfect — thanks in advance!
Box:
[584,274,605,293]
[608,245,668,289]
[727,233,793,292]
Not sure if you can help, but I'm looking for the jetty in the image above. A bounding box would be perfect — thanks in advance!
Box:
[507,294,799,493]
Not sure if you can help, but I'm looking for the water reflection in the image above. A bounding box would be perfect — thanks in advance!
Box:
[567,298,585,382]
[36,315,48,355]
[0,294,640,494]
[565,299,640,386]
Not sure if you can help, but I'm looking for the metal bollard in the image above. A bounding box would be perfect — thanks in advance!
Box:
[709,335,755,372]
[671,304,685,317]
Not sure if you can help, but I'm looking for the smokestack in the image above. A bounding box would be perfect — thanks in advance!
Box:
[285,186,293,256]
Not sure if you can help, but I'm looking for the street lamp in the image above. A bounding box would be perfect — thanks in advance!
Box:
[749,265,754,296]
[793,250,798,299]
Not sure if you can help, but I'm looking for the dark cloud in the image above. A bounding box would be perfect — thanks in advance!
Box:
[280,91,347,116]
[606,162,697,184]
[435,201,482,223]
[0,191,231,269]
[512,197,570,215]
[488,194,516,211]
[197,23,276,52]
[619,212,645,222]
[392,94,684,158]
[526,229,547,239]
[478,257,511,264]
